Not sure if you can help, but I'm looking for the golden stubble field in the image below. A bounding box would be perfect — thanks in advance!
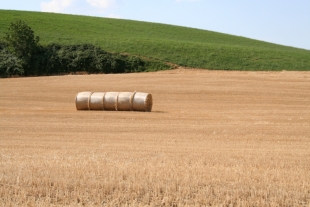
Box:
[0,69,310,206]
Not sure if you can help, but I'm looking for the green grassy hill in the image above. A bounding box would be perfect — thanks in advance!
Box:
[1,10,309,71]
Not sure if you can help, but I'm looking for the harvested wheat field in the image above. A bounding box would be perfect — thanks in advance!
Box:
[0,68,310,206]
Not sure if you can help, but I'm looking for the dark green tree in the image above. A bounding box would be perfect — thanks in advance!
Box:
[5,20,40,75]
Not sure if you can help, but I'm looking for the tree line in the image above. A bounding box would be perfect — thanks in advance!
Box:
[0,20,169,77]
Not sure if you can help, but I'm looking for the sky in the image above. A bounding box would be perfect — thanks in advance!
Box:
[1,0,310,50]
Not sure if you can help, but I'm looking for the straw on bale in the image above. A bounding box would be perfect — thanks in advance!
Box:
[132,92,152,112]
[89,92,105,110]
[117,92,134,111]
[104,92,119,111]
[75,91,92,110]
[75,91,153,112]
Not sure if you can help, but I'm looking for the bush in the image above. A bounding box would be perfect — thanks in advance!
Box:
[0,49,23,77]
[1,20,171,78]
[0,41,171,77]
[34,44,169,75]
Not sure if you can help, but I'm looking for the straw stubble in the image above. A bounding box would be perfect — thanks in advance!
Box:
[1,69,309,206]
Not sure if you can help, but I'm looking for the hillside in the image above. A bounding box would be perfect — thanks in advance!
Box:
[1,10,310,71]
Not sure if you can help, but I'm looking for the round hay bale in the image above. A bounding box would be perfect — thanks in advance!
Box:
[104,92,119,111]
[75,92,92,110]
[76,91,153,112]
[132,92,153,112]
[117,92,133,111]
[89,92,105,110]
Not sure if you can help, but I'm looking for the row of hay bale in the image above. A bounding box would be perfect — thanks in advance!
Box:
[75,92,152,112]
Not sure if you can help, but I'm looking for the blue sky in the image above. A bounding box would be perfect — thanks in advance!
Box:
[1,0,310,50]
